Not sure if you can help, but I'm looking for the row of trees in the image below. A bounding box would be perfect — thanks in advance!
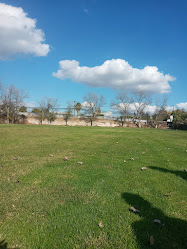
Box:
[111,90,170,128]
[0,83,186,128]
[33,94,106,126]
[112,90,152,128]
[0,83,83,125]
[31,100,82,125]
[33,97,58,125]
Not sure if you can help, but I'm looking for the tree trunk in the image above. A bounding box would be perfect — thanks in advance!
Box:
[138,120,141,128]
[6,106,9,123]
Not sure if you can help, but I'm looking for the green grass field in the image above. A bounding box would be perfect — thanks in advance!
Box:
[0,124,187,249]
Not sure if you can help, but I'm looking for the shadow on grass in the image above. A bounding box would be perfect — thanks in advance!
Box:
[0,240,19,249]
[149,166,187,181]
[121,193,187,249]
[0,240,7,249]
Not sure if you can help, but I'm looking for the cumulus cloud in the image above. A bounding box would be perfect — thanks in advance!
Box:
[115,103,187,115]
[103,111,113,118]
[0,3,50,59]
[165,106,174,112]
[176,102,187,111]
[143,105,157,115]
[53,59,175,94]
[114,103,157,115]
[83,100,186,118]
[81,101,91,109]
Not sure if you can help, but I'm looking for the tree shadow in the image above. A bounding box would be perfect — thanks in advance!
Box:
[149,166,187,181]
[0,240,19,249]
[0,240,7,249]
[121,193,187,249]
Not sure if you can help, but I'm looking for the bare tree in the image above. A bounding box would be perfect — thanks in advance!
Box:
[45,98,58,124]
[111,90,132,127]
[37,97,58,124]
[63,102,73,125]
[152,96,168,128]
[0,83,28,123]
[132,91,152,128]
[83,92,105,126]
[37,98,47,124]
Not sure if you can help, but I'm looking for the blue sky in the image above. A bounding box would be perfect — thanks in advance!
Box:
[0,0,187,112]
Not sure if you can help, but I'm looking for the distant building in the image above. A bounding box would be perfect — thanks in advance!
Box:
[167,115,173,122]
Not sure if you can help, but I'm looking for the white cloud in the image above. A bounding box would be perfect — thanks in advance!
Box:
[176,102,187,111]
[53,59,175,94]
[115,103,187,115]
[83,101,187,117]
[103,111,113,118]
[81,101,96,110]
[81,101,90,109]
[144,105,157,115]
[165,105,174,112]
[0,3,50,59]
[124,103,157,115]
[113,103,165,116]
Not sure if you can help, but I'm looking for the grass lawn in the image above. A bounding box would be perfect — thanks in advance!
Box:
[0,124,187,249]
